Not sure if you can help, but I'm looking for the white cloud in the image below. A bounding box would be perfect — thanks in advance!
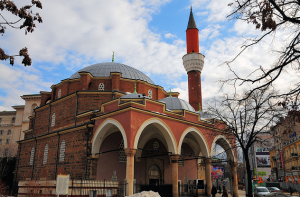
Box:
[199,24,221,40]
[164,33,176,39]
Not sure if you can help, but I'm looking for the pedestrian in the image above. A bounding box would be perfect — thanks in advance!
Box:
[221,186,228,197]
[212,185,217,197]
[219,184,222,194]
[289,185,293,196]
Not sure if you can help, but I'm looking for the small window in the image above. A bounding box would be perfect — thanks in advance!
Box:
[51,113,56,127]
[119,140,126,162]
[12,117,15,123]
[58,89,61,98]
[0,130,3,135]
[0,118,1,124]
[30,147,35,165]
[43,144,49,165]
[4,149,8,157]
[0,139,2,144]
[148,89,152,99]
[7,130,11,135]
[6,139,10,144]
[59,140,66,162]
[98,83,105,91]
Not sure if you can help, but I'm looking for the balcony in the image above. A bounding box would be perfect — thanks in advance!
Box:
[291,153,298,158]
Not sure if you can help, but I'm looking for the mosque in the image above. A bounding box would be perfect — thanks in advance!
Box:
[16,9,238,197]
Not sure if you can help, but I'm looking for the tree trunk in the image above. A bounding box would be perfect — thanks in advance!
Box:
[244,149,253,197]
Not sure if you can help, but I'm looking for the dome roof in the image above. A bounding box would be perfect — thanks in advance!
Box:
[121,93,147,99]
[69,62,154,85]
[159,97,195,112]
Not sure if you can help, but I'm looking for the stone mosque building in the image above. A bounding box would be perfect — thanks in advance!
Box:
[13,9,239,197]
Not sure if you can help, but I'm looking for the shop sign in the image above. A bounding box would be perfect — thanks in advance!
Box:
[258,171,266,176]
[280,151,284,168]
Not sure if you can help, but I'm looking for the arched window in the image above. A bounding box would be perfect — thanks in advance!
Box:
[148,89,152,99]
[59,140,66,162]
[30,147,35,165]
[98,83,105,91]
[51,113,56,127]
[43,144,49,164]
[11,117,15,123]
[119,140,126,162]
[58,89,61,98]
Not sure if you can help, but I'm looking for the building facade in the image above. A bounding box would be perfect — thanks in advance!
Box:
[270,111,300,182]
[14,9,239,197]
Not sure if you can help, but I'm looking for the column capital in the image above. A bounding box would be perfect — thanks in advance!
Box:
[170,154,180,163]
[124,148,137,156]
[204,157,212,164]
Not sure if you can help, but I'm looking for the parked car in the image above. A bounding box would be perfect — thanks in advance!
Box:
[267,187,283,193]
[265,193,290,197]
[254,187,270,197]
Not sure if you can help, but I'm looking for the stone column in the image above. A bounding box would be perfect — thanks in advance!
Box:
[170,155,180,197]
[125,148,137,196]
[229,160,239,197]
[204,158,212,197]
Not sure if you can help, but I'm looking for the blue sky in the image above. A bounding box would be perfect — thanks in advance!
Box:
[0,0,293,111]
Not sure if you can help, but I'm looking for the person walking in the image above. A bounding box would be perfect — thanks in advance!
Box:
[289,185,293,196]
[219,184,222,194]
[221,186,228,197]
[212,185,217,197]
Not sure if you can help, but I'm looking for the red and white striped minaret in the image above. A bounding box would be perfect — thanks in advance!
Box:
[183,7,205,111]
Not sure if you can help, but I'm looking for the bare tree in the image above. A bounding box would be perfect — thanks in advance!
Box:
[206,88,284,197]
[0,0,42,66]
[224,0,300,104]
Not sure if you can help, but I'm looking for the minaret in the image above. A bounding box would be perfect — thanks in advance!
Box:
[183,7,205,111]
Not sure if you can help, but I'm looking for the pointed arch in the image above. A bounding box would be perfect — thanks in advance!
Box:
[178,127,210,157]
[211,135,236,162]
[134,118,177,154]
[92,118,127,155]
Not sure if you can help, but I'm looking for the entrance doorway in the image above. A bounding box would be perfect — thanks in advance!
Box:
[148,164,161,185]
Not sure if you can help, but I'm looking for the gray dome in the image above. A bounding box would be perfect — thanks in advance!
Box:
[159,97,195,112]
[121,93,147,99]
[69,62,154,85]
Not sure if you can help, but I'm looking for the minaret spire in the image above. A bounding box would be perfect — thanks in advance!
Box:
[187,6,197,30]
[183,8,204,111]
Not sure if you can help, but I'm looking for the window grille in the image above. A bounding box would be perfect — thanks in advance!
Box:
[0,139,2,144]
[146,141,159,157]
[119,140,127,162]
[59,140,66,162]
[153,141,159,150]
[43,144,49,164]
[178,148,184,166]
[30,147,35,165]
[99,83,105,91]
[12,117,15,123]
[4,149,8,157]
[51,113,56,127]
[148,89,152,99]
[7,130,11,135]
[0,130,3,135]
[6,139,9,144]
[58,89,61,98]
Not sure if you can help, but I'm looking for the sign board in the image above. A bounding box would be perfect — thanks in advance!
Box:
[211,165,225,179]
[280,151,284,168]
[258,171,266,176]
[256,155,270,167]
[56,174,70,195]
[256,148,270,152]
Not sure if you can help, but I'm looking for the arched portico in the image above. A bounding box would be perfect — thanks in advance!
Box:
[91,118,128,155]
[211,135,238,197]
[134,118,177,154]
[178,127,210,157]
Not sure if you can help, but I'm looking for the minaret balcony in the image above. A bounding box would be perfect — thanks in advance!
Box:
[182,53,205,73]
